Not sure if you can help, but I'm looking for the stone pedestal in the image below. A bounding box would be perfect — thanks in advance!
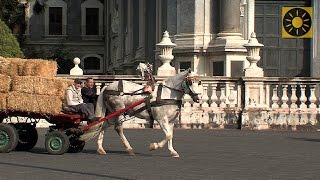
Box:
[244,67,264,77]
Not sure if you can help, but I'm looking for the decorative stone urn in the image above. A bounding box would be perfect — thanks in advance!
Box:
[156,31,176,76]
[243,32,264,77]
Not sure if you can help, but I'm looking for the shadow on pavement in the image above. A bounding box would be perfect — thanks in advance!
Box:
[29,147,168,157]
[0,161,133,180]
[287,137,320,142]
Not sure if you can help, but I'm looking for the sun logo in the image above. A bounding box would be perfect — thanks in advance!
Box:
[282,7,312,38]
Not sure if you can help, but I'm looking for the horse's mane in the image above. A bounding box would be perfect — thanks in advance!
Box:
[163,69,189,89]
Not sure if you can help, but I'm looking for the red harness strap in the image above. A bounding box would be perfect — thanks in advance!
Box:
[81,98,146,132]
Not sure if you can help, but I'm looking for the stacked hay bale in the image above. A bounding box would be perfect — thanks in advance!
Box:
[0,57,73,114]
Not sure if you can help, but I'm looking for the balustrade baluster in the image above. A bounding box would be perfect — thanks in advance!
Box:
[210,84,218,108]
[201,84,209,108]
[299,85,307,109]
[281,85,289,108]
[271,85,279,109]
[228,83,236,107]
[220,87,226,108]
[290,85,298,109]
[309,85,317,109]
[183,94,192,109]
[96,82,102,95]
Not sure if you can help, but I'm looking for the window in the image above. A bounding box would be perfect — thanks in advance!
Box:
[49,7,62,35]
[44,0,67,37]
[84,57,101,70]
[86,8,99,35]
[81,0,103,38]
[179,61,191,72]
[212,61,224,76]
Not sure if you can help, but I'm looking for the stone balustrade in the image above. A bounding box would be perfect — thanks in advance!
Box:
[57,74,320,130]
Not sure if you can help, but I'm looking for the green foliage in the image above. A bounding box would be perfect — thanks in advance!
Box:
[23,44,74,74]
[0,19,24,58]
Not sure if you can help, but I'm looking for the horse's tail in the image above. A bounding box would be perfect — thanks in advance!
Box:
[95,86,108,117]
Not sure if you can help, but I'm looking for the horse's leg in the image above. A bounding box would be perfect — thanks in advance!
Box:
[167,123,179,158]
[97,129,107,155]
[149,117,177,157]
[114,118,135,156]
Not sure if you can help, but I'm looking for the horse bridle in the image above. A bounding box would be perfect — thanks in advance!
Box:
[161,76,201,98]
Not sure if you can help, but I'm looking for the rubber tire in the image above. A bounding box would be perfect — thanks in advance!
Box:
[45,131,70,155]
[15,124,38,151]
[68,140,85,153]
[0,124,19,153]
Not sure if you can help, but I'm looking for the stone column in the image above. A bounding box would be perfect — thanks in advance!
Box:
[123,0,134,74]
[209,0,248,77]
[247,0,255,39]
[173,0,213,76]
[217,0,242,39]
[311,0,320,78]
[134,0,146,62]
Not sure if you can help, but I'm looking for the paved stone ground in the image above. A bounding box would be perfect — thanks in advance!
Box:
[1,128,320,180]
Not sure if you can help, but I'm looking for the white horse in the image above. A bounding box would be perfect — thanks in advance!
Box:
[93,69,202,158]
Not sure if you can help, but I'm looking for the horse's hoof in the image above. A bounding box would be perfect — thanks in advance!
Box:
[127,149,135,156]
[170,152,180,158]
[97,148,107,155]
[149,143,157,151]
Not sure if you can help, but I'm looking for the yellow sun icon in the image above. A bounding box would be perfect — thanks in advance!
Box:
[282,7,312,38]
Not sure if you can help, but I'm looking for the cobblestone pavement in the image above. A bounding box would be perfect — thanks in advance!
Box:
[1,129,320,180]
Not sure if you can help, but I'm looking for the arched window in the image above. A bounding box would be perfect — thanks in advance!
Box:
[81,54,103,74]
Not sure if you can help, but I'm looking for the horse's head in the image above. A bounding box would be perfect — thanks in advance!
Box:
[181,69,202,103]
[136,62,153,80]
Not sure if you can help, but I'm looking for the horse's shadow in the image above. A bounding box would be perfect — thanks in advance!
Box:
[287,137,320,143]
[28,147,168,157]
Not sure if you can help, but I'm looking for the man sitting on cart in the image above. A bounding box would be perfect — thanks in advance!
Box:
[63,79,98,123]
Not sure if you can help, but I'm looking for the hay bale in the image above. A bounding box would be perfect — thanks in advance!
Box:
[0,57,25,76]
[56,78,73,98]
[22,59,57,77]
[0,74,11,93]
[7,92,62,114]
[12,77,73,99]
[0,93,7,111]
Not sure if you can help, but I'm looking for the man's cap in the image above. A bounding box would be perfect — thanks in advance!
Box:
[74,78,82,84]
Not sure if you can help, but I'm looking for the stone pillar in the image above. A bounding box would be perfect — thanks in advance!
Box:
[123,0,134,74]
[217,0,242,39]
[209,0,248,77]
[247,0,255,39]
[134,0,146,62]
[311,0,320,78]
[173,0,213,76]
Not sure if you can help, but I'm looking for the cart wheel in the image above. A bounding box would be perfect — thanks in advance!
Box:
[68,140,85,153]
[15,124,38,151]
[45,131,70,155]
[0,124,18,153]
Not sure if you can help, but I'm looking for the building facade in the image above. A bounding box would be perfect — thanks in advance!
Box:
[23,0,319,77]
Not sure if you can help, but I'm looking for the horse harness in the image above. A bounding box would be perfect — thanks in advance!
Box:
[104,80,183,128]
